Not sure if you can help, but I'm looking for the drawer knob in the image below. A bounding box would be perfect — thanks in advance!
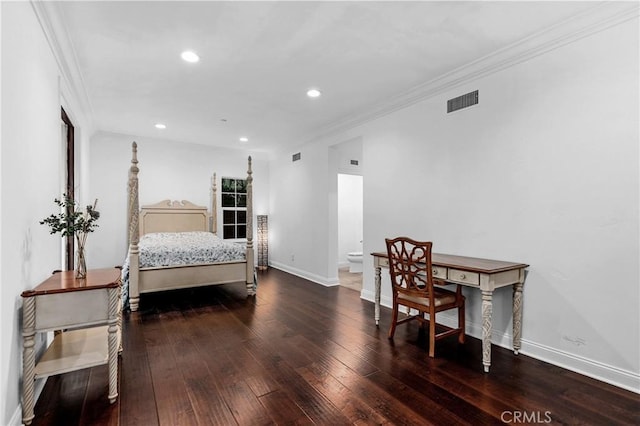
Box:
[460,273,466,280]
[432,269,437,275]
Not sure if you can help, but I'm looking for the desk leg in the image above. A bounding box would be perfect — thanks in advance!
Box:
[513,278,524,355]
[374,266,381,326]
[108,287,119,403]
[22,297,36,425]
[481,290,493,373]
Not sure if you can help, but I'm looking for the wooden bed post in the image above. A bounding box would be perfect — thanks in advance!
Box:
[210,173,217,234]
[246,156,256,295]
[128,142,140,311]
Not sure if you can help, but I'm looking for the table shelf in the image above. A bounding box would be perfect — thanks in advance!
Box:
[34,326,118,379]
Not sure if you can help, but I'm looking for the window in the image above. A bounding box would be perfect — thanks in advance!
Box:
[221,177,247,239]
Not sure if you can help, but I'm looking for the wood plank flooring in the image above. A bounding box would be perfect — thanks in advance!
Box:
[338,267,362,292]
[31,268,639,425]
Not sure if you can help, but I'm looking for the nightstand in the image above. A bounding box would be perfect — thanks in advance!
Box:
[21,268,121,425]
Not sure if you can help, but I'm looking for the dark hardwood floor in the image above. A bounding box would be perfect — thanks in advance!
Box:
[31,268,639,425]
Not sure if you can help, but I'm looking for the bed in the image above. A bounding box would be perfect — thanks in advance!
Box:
[124,142,256,311]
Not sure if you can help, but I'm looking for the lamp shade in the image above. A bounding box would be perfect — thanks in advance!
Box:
[257,215,268,270]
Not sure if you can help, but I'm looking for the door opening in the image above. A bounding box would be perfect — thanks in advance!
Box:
[61,107,75,271]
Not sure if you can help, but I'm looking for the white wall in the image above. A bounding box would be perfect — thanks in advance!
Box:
[269,143,337,284]
[88,132,270,269]
[268,17,639,391]
[0,3,93,424]
[337,174,363,266]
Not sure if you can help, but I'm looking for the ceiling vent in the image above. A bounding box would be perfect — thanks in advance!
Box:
[447,90,478,113]
[292,152,301,162]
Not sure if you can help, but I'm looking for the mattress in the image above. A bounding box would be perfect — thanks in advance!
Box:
[121,231,246,308]
[136,231,246,267]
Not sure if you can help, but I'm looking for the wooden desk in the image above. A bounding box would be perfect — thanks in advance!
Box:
[21,268,121,425]
[371,252,528,372]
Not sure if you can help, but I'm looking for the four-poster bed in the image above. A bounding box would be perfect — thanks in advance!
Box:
[124,142,256,311]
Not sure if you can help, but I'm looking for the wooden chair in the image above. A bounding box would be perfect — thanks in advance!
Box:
[385,237,466,357]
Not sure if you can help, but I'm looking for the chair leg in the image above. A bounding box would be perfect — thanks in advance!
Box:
[428,313,436,358]
[458,302,466,344]
[388,303,399,339]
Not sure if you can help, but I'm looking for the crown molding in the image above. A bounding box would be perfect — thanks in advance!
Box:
[30,0,94,129]
[311,1,640,143]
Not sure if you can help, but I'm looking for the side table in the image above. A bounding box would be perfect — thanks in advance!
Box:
[21,268,121,425]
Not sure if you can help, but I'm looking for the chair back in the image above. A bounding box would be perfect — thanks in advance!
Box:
[385,237,434,299]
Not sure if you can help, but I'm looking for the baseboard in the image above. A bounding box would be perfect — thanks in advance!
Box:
[360,289,640,394]
[520,339,640,394]
[9,404,22,426]
[270,262,339,287]
[11,376,47,426]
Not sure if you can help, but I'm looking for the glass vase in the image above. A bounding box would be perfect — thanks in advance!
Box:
[75,240,87,279]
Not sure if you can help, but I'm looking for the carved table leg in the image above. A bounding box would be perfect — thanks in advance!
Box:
[513,279,524,355]
[374,266,381,326]
[481,290,493,373]
[108,288,119,403]
[118,287,123,355]
[22,297,36,425]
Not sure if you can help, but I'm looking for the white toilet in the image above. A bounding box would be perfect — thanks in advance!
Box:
[347,252,363,273]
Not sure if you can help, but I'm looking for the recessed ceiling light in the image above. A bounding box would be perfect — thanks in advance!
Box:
[181,50,200,63]
[239,137,249,142]
[155,123,166,129]
[306,88,321,98]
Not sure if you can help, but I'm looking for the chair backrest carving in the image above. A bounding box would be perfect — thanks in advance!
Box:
[385,237,434,298]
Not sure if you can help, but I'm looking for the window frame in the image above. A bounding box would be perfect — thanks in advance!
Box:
[220,176,248,241]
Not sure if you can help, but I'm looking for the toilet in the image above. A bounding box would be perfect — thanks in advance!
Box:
[347,252,363,273]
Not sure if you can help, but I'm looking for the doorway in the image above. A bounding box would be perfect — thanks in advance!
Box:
[337,173,363,291]
[61,107,75,270]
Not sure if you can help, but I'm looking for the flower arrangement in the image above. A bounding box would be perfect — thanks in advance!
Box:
[40,194,99,278]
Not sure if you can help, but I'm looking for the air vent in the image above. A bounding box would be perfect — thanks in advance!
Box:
[350,160,359,166]
[292,152,301,162]
[447,90,478,113]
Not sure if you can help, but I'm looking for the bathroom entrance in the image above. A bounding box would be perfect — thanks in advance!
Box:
[338,173,363,291]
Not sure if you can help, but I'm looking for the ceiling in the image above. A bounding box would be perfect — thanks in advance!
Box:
[53,1,598,153]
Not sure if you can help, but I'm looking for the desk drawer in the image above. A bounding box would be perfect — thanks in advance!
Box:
[448,269,479,286]
[377,257,389,268]
[431,266,446,279]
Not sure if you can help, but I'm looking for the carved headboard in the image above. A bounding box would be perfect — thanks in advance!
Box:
[139,200,211,235]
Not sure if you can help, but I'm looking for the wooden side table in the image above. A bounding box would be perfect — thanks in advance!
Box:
[21,268,122,425]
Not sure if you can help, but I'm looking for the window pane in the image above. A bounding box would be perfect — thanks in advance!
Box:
[222,194,235,208]
[221,177,247,239]
[221,178,235,192]
[223,225,235,239]
[223,210,236,224]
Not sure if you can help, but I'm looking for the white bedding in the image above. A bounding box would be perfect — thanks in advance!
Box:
[136,231,246,267]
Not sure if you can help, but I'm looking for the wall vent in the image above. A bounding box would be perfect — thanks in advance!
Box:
[292,152,301,162]
[350,160,359,166]
[447,90,478,113]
